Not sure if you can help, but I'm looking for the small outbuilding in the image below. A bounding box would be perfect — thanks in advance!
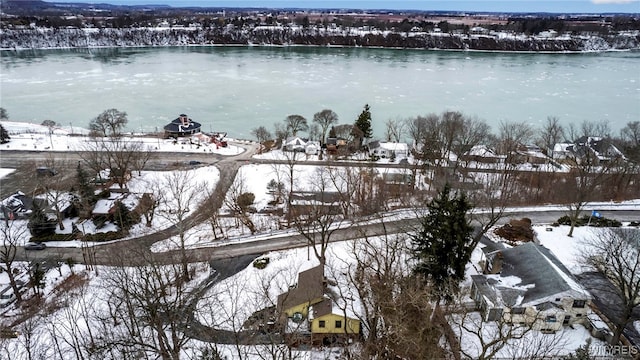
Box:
[163,114,202,138]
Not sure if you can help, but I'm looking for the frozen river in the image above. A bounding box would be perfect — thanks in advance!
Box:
[1,46,639,139]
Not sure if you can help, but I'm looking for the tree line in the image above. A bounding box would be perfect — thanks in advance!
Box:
[1,105,639,358]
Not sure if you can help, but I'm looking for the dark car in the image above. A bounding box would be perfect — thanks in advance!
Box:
[24,242,46,251]
[36,167,57,176]
[188,160,202,166]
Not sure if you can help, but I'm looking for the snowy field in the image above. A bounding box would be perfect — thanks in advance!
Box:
[0,120,245,155]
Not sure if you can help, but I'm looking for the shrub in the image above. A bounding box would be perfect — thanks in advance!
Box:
[494,218,534,243]
[30,233,76,242]
[83,230,128,242]
[555,215,621,227]
[253,257,270,269]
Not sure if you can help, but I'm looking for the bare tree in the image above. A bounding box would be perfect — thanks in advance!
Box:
[251,126,272,154]
[468,167,518,244]
[89,108,128,138]
[93,250,198,360]
[281,150,302,226]
[284,114,308,136]
[406,115,431,154]
[561,146,616,237]
[156,171,205,280]
[345,227,445,359]
[41,119,57,149]
[384,118,405,142]
[290,167,343,267]
[495,120,534,160]
[313,109,338,145]
[621,121,640,147]
[581,228,640,345]
[0,220,27,302]
[307,123,320,142]
[452,305,568,360]
[536,116,565,156]
[620,120,640,162]
[79,137,152,189]
[35,156,74,231]
[451,116,491,174]
[224,173,258,234]
[580,120,611,139]
[273,122,290,145]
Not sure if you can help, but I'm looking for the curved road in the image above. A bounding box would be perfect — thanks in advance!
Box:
[2,144,639,266]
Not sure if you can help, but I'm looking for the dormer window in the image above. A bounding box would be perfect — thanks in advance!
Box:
[573,300,586,308]
[512,307,525,315]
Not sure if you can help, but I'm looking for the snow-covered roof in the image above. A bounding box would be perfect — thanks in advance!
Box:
[464,145,503,158]
[378,142,408,152]
[472,242,591,309]
[163,114,201,134]
[284,137,307,146]
[553,143,574,153]
[92,193,138,215]
[36,191,77,212]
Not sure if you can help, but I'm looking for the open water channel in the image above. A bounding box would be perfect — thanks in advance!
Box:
[1,46,638,139]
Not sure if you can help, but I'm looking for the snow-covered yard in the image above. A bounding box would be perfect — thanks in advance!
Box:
[0,120,243,156]
[1,121,639,358]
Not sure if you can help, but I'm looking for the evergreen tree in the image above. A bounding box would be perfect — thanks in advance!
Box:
[113,201,139,230]
[29,262,46,296]
[76,163,95,202]
[354,104,373,139]
[412,184,474,300]
[28,201,57,238]
[0,124,10,144]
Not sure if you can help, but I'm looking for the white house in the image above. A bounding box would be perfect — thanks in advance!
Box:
[368,141,409,160]
[284,136,307,152]
[471,242,591,332]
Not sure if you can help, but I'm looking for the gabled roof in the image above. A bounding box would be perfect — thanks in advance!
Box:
[572,136,625,160]
[369,140,408,152]
[163,114,201,133]
[0,191,33,217]
[464,145,505,159]
[472,242,590,308]
[284,136,307,146]
[289,191,341,205]
[277,265,324,311]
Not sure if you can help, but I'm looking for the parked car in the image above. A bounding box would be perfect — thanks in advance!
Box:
[0,287,17,308]
[0,328,19,338]
[188,160,202,166]
[24,242,46,251]
[36,167,57,176]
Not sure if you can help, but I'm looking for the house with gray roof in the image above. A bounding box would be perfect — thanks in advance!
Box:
[471,242,591,332]
[553,136,625,164]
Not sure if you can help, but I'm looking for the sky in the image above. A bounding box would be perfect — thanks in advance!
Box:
[49,0,640,13]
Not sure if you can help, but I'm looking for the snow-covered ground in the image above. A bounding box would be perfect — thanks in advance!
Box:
[0,120,244,155]
[1,121,638,358]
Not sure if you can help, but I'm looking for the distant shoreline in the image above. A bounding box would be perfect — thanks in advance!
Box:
[2,27,638,52]
[1,42,638,54]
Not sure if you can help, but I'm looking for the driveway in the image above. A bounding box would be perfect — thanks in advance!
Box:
[577,271,640,348]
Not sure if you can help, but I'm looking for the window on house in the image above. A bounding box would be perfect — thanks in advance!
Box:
[573,300,586,308]
[335,320,342,329]
[487,308,503,321]
[512,307,525,315]
[545,316,557,323]
[318,320,325,328]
